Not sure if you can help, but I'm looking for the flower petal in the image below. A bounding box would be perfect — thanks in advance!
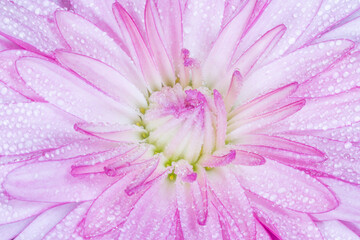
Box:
[16,57,138,123]
[234,160,338,213]
[203,0,256,92]
[237,40,354,104]
[15,203,78,240]
[0,1,66,55]
[113,2,163,91]
[0,103,82,156]
[209,168,256,240]
[4,159,117,202]
[316,220,360,240]
[0,217,34,240]
[56,51,148,105]
[249,192,323,240]
[55,10,144,89]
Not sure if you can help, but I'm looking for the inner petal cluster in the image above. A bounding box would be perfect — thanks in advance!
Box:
[141,84,225,167]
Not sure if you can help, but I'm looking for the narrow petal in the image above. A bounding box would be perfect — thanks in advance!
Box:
[237,40,354,104]
[83,171,159,238]
[74,122,144,143]
[316,220,360,240]
[234,134,327,166]
[55,10,144,90]
[56,51,148,105]
[234,160,338,213]
[203,0,256,92]
[0,103,82,156]
[213,89,227,149]
[145,0,176,85]
[0,1,66,55]
[4,159,118,202]
[209,168,256,240]
[224,70,243,111]
[228,100,305,139]
[0,217,34,240]
[16,57,138,123]
[118,180,177,239]
[249,192,323,240]
[232,24,286,76]
[113,3,163,91]
[312,177,360,222]
[15,203,78,240]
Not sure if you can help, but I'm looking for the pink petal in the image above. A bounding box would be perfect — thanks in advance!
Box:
[15,203,78,240]
[182,0,225,61]
[255,220,272,240]
[144,1,176,85]
[213,89,227,149]
[319,16,360,43]
[0,1,66,55]
[0,50,42,101]
[0,35,19,51]
[237,40,354,104]
[0,103,82,156]
[175,181,222,239]
[312,177,360,222]
[118,180,177,239]
[4,159,117,202]
[224,70,243,111]
[291,0,360,50]
[43,202,91,240]
[0,217,34,240]
[272,88,360,133]
[11,0,67,16]
[83,171,159,238]
[16,57,138,123]
[249,192,323,240]
[234,134,326,166]
[229,82,298,122]
[234,0,322,64]
[74,122,144,143]
[56,51,148,105]
[0,82,29,104]
[232,24,286,76]
[316,220,360,240]
[209,168,256,240]
[55,10,144,89]
[281,135,360,185]
[113,2,163,91]
[228,100,305,139]
[296,51,360,98]
[155,0,183,72]
[202,0,256,92]
[232,150,266,166]
[234,160,338,213]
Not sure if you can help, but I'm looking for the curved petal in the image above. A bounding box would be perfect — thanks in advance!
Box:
[16,57,138,123]
[3,159,118,202]
[316,220,360,240]
[234,160,338,213]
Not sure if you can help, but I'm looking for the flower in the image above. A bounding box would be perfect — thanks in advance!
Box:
[0,0,360,239]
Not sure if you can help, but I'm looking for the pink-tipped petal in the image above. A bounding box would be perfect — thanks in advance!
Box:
[14,203,78,240]
[237,40,354,104]
[56,51,148,105]
[234,160,338,213]
[16,57,138,124]
[113,3,163,91]
[234,134,327,166]
[209,168,256,240]
[228,100,306,139]
[203,0,256,92]
[145,1,176,85]
[233,24,286,76]
[316,220,360,240]
[213,89,227,149]
[75,122,144,143]
[83,171,161,238]
[0,103,83,156]
[224,70,243,111]
[4,159,118,202]
[232,150,266,166]
[0,1,67,55]
[55,10,144,90]
[249,192,323,240]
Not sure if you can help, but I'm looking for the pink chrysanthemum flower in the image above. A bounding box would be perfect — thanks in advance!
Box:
[0,0,360,239]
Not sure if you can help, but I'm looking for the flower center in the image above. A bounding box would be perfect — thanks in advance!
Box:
[140,84,226,170]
